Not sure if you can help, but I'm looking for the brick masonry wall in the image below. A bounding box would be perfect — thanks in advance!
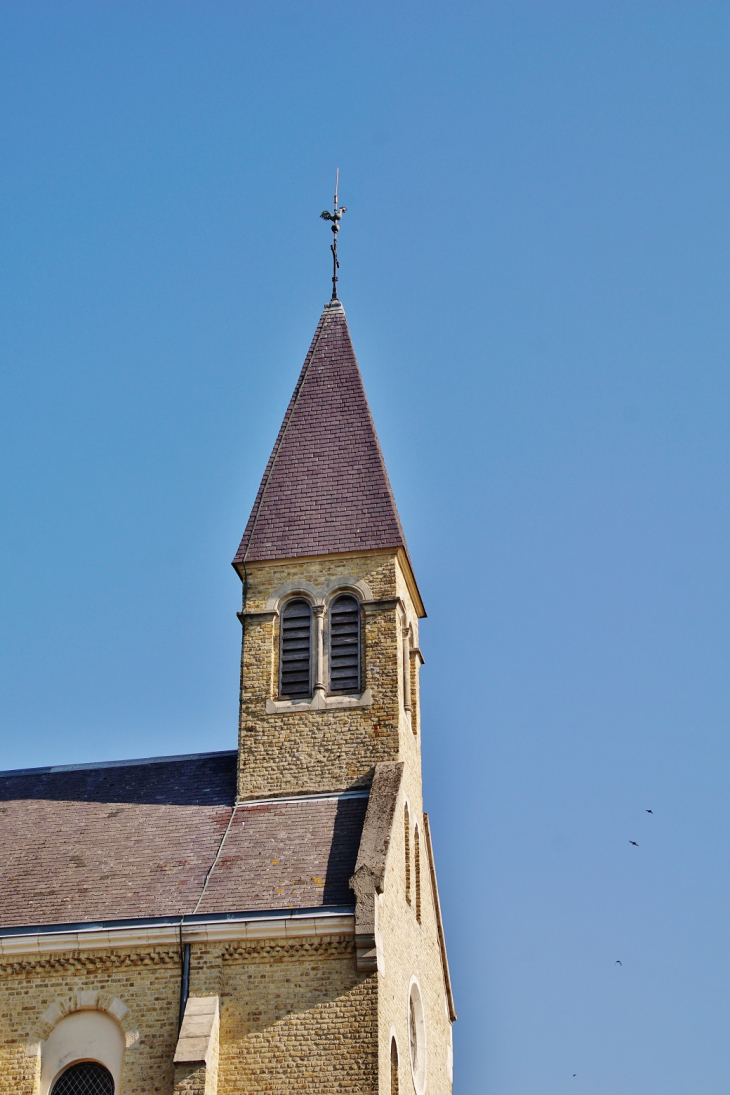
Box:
[0,947,181,1095]
[0,938,378,1095]
[217,937,377,1094]
[237,551,423,800]
[173,1063,206,1094]
[376,555,453,1095]
[236,546,454,1095]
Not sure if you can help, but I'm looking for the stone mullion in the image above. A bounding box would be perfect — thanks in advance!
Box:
[312,605,326,700]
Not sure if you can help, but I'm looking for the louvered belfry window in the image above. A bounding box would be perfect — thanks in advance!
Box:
[329,594,361,694]
[52,1062,115,1095]
[280,598,313,698]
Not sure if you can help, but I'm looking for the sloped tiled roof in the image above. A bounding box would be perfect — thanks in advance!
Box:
[234,299,408,564]
[197,794,367,915]
[0,752,366,930]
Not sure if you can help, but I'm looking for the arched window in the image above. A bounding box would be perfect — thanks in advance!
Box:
[280,598,312,699]
[328,594,361,694]
[409,982,427,1095]
[404,803,411,906]
[52,1062,114,1095]
[41,1010,124,1095]
[414,824,422,925]
[390,1036,399,1095]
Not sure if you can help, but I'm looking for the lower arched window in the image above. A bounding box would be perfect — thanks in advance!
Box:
[409,982,427,1095]
[52,1062,114,1095]
[390,1036,399,1095]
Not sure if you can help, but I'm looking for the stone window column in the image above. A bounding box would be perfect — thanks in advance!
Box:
[313,605,326,700]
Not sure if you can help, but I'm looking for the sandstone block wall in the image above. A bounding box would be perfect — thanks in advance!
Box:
[0,937,377,1095]
[0,947,180,1095]
[376,794,454,1095]
[237,550,422,800]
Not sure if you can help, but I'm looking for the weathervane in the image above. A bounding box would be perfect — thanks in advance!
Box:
[320,169,347,300]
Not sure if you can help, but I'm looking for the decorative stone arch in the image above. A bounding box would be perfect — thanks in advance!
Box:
[266,581,319,612]
[264,576,374,612]
[321,577,374,607]
[25,990,140,1066]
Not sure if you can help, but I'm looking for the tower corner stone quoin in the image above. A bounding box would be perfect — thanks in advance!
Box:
[0,294,455,1095]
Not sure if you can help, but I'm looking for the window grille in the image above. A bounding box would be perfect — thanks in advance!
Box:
[328,594,361,693]
[52,1062,114,1095]
[280,599,312,698]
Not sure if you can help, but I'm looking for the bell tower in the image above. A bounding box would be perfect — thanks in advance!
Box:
[232,297,426,803]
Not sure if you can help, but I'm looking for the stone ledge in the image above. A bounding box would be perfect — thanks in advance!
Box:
[266,689,372,714]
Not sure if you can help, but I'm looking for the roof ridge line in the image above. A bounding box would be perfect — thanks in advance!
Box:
[0,749,237,778]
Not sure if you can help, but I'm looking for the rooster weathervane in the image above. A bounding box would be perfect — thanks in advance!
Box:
[320,169,347,301]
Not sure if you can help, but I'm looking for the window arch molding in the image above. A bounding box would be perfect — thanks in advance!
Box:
[27,992,139,1064]
[263,577,374,614]
[37,1007,129,1095]
[321,582,368,609]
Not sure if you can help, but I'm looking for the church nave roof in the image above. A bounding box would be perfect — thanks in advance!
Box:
[0,751,367,932]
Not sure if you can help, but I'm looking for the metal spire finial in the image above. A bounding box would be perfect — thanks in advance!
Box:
[320,169,347,301]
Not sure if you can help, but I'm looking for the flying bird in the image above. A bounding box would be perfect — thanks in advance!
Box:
[629,840,639,846]
[615,959,622,965]
[646,809,653,814]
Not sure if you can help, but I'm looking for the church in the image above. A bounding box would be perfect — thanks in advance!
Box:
[0,230,456,1094]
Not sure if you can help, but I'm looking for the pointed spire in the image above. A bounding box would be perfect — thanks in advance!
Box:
[234,300,409,566]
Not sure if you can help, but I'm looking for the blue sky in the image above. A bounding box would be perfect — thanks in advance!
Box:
[1,3,729,1092]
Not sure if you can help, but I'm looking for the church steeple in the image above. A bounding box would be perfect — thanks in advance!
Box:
[234,291,425,801]
[233,299,410,568]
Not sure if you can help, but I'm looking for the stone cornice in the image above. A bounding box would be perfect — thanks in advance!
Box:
[0,910,354,958]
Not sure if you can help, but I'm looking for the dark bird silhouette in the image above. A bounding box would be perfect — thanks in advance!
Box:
[629,840,639,846]
[646,809,653,814]
[615,959,622,965]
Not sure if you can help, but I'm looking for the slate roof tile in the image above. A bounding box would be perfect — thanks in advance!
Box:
[234,300,408,564]
[0,752,365,929]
